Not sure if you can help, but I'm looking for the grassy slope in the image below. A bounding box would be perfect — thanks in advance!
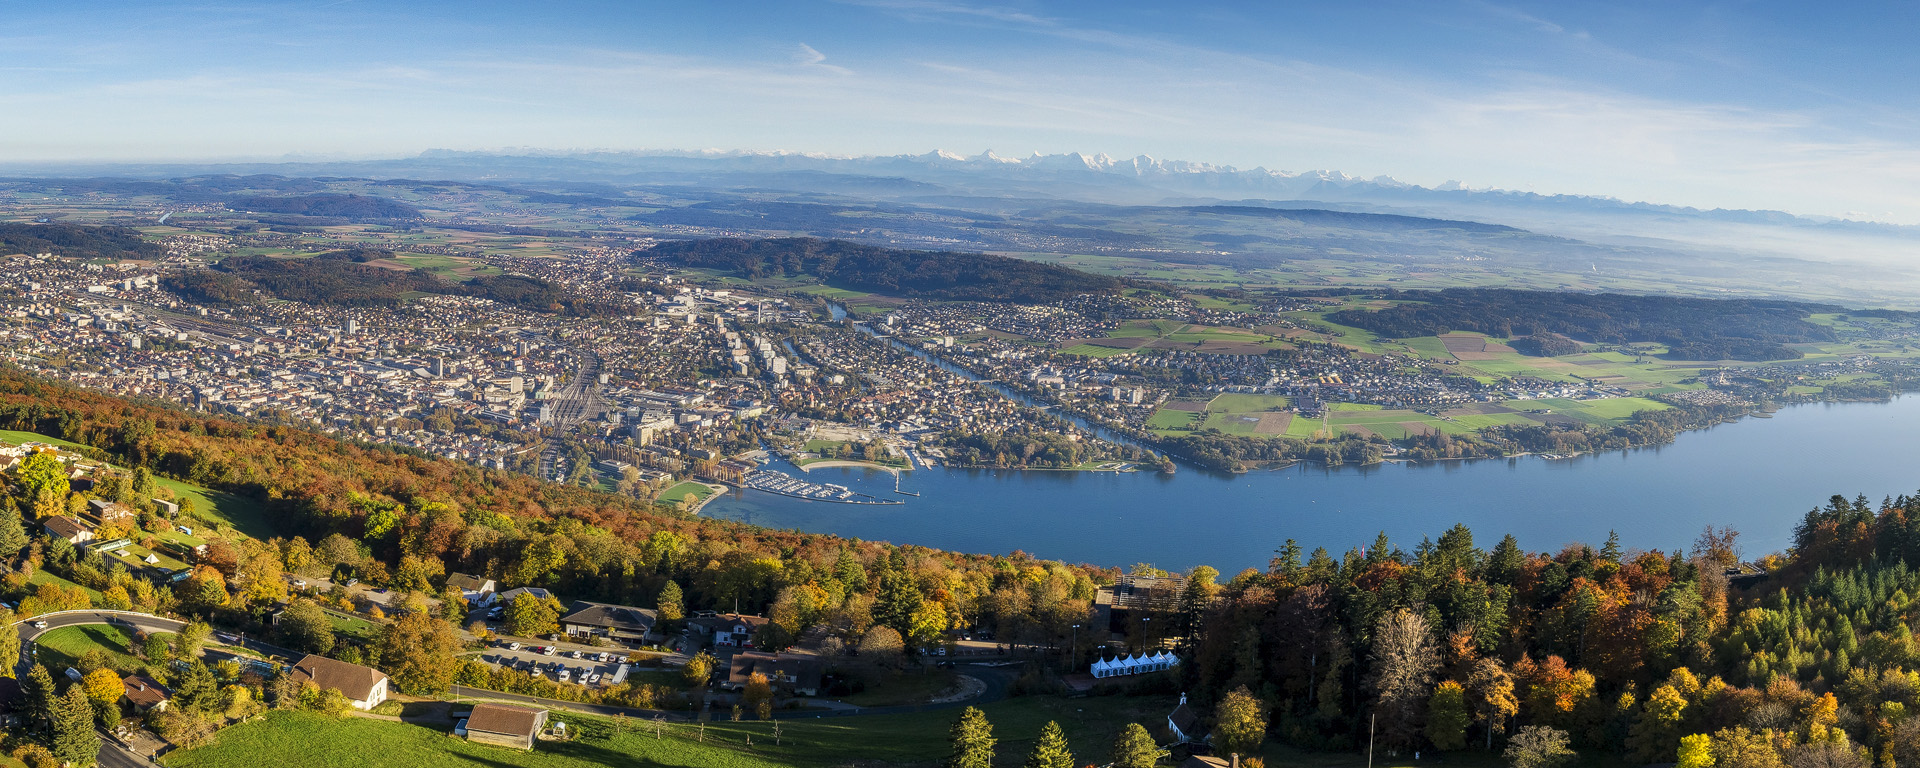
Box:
[163,702,1631,768]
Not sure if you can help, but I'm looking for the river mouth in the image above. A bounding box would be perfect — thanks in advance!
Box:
[705,397,1920,572]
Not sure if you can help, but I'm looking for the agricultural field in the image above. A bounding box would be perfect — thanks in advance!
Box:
[1147,394,1293,437]
[1075,319,1291,356]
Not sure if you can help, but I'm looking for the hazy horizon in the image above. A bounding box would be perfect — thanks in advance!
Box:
[6,2,1920,223]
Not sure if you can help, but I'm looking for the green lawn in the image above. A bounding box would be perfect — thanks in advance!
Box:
[0,429,90,451]
[154,476,275,540]
[324,607,383,640]
[657,482,717,505]
[27,568,105,603]
[33,624,141,670]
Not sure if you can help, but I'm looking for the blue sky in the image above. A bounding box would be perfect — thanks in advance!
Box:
[3,1,1918,221]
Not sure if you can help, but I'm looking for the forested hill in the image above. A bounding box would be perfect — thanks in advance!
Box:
[0,222,164,260]
[646,237,1125,303]
[14,371,1920,765]
[226,193,421,220]
[162,256,623,316]
[1327,288,1840,361]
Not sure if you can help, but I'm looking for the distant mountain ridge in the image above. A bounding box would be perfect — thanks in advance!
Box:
[399,148,1910,233]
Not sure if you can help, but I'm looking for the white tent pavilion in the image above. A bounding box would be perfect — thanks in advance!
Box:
[1090,652,1180,678]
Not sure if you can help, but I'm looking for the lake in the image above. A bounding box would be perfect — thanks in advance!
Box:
[703,396,1920,572]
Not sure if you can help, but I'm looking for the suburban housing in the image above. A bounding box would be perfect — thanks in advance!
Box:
[287,654,389,711]
[559,601,659,644]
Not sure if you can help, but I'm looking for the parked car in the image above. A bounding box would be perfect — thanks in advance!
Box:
[558,670,570,683]
[588,672,602,684]
[508,642,521,651]
[570,650,582,659]
[543,646,556,656]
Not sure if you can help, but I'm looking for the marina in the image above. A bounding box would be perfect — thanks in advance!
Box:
[742,468,904,505]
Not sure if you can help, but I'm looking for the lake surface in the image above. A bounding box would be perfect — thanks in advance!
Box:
[704,397,1920,572]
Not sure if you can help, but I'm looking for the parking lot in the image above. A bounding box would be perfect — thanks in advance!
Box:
[472,641,631,687]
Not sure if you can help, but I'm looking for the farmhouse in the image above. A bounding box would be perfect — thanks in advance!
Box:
[43,515,94,544]
[287,654,389,710]
[687,613,767,648]
[447,572,497,604]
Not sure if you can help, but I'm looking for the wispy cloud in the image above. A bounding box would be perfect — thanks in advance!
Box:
[792,43,852,75]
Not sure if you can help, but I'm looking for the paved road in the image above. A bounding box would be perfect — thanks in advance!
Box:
[95,734,152,768]
[446,661,1018,723]
[15,610,303,676]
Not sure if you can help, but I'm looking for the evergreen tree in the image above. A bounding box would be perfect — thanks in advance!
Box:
[172,660,217,714]
[947,706,995,768]
[1024,721,1074,768]
[1111,723,1162,768]
[22,664,57,732]
[0,509,28,560]
[875,568,924,642]
[50,683,98,767]
[0,607,18,679]
[1487,534,1525,584]
[835,548,870,592]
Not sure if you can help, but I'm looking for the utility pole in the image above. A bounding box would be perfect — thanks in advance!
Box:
[1368,712,1376,768]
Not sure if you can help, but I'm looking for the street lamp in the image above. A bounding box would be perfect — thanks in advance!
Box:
[1141,617,1151,651]
[1070,624,1080,672]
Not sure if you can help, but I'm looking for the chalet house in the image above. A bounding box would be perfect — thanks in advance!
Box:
[724,651,823,697]
[559,602,658,644]
[86,499,134,524]
[447,573,497,605]
[43,516,94,545]
[461,702,547,750]
[288,654,389,710]
[121,675,170,713]
[152,498,179,516]
[687,613,768,648]
[494,587,553,609]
